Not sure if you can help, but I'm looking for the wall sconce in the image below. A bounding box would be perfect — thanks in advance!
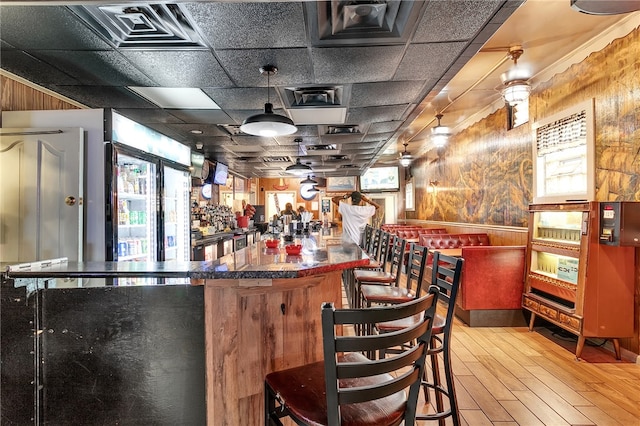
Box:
[427,180,439,193]
[431,114,450,148]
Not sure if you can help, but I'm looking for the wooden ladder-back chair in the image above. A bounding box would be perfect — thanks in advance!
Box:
[376,251,464,426]
[264,287,440,426]
[360,243,429,309]
[351,235,405,310]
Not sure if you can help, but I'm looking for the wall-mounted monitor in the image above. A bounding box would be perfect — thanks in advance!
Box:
[213,162,229,185]
[190,152,205,178]
[360,166,400,192]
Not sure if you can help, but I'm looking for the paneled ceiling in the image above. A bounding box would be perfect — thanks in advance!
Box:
[0,0,637,178]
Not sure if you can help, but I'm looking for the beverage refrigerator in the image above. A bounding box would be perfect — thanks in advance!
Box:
[104,112,191,283]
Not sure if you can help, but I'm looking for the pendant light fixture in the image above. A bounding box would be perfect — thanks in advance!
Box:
[431,113,451,148]
[399,142,412,167]
[301,175,318,185]
[501,46,531,106]
[240,65,297,137]
[285,138,312,175]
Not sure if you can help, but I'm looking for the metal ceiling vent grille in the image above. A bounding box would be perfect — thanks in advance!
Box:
[306,0,424,46]
[69,4,206,48]
[262,156,293,163]
[283,86,346,108]
[307,144,339,152]
[327,125,360,134]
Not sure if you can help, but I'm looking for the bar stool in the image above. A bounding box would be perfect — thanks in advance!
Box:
[375,251,464,426]
[352,236,405,309]
[343,225,377,305]
[360,243,428,309]
[264,289,440,426]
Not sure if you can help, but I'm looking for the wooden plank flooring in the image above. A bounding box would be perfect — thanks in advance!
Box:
[342,290,640,426]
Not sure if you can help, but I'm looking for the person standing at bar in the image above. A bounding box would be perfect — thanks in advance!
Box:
[332,191,380,245]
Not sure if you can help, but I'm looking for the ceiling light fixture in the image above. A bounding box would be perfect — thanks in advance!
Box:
[501,46,531,106]
[240,65,297,137]
[285,138,312,175]
[399,142,412,167]
[301,175,318,185]
[431,114,450,148]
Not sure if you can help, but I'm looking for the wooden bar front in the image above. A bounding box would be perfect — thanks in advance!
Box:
[204,271,343,424]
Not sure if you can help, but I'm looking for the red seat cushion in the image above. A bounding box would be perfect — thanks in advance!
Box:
[265,353,406,426]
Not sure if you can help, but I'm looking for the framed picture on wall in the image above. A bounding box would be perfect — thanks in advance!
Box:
[326,176,357,192]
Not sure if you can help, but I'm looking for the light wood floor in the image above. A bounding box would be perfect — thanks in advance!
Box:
[342,291,640,426]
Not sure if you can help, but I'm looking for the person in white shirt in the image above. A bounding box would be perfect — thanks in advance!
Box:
[332,191,381,245]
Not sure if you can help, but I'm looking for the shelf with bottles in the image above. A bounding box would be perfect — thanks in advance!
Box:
[117,164,150,196]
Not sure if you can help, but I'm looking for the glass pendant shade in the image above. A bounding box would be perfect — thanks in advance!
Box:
[399,154,412,167]
[502,80,531,106]
[431,114,450,148]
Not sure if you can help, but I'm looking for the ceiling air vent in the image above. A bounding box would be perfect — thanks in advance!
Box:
[218,124,243,136]
[69,4,207,48]
[283,86,346,107]
[305,0,424,46]
[307,144,339,154]
[340,164,360,169]
[262,156,293,163]
[283,85,349,126]
[327,125,360,134]
[327,154,348,161]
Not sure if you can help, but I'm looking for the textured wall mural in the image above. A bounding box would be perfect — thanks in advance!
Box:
[408,26,640,226]
[410,108,533,227]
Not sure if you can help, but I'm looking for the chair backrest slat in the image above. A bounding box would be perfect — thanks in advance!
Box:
[387,237,406,286]
[321,288,439,425]
[404,243,429,296]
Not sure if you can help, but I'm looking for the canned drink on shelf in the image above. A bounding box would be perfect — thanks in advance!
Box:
[141,239,147,254]
[130,211,138,225]
[118,241,128,258]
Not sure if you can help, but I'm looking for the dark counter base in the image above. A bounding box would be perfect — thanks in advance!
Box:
[1,285,205,425]
[455,305,527,327]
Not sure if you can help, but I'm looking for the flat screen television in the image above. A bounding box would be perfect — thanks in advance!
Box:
[360,166,400,192]
[213,162,229,185]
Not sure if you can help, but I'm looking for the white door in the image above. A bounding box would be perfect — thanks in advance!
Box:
[0,128,84,262]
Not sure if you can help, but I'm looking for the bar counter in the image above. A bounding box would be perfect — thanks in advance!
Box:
[2,229,367,424]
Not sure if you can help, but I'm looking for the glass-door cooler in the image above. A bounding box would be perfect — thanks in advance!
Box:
[115,153,157,263]
[163,165,190,262]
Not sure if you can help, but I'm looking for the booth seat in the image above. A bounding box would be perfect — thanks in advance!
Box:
[455,245,526,327]
[419,233,526,327]
[419,233,490,249]
[396,228,448,240]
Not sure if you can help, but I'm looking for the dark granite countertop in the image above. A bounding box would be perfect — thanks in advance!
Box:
[2,230,368,282]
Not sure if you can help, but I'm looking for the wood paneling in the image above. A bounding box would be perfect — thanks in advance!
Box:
[0,75,79,121]
[203,272,342,423]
